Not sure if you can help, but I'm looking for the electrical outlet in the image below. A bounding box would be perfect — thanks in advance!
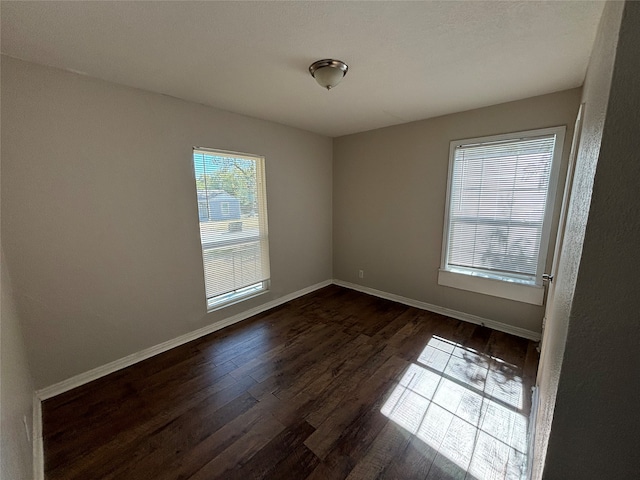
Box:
[23,415,31,442]
[358,269,364,279]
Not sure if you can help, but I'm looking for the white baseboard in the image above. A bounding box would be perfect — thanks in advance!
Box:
[32,279,332,478]
[33,394,43,480]
[32,277,539,478]
[333,280,542,341]
[35,277,539,402]
[36,279,332,401]
[527,385,540,480]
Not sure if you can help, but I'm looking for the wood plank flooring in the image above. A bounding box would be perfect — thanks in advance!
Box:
[42,285,539,479]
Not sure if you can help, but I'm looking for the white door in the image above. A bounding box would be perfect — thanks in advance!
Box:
[537,103,584,371]
[527,104,585,480]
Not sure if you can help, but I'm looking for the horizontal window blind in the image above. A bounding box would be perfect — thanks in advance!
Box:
[193,149,270,303]
[446,134,557,279]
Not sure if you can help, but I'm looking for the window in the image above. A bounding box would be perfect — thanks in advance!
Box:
[192,148,270,310]
[439,127,565,305]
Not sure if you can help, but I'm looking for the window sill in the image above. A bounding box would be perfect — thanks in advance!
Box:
[438,269,544,305]
[207,282,269,312]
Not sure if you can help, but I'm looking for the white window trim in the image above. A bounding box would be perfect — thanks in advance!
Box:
[438,126,566,305]
[207,281,269,310]
[192,147,271,312]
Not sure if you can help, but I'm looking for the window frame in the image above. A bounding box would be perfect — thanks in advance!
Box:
[438,126,566,305]
[192,147,271,311]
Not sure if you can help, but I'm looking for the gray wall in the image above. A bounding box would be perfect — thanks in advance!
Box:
[6,12,637,474]
[1,56,333,389]
[537,2,640,478]
[532,1,622,476]
[0,253,33,480]
[1,253,34,479]
[0,252,34,480]
[1,63,36,476]
[333,89,581,335]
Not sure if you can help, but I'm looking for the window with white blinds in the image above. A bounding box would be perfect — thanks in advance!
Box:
[192,148,270,310]
[439,127,565,305]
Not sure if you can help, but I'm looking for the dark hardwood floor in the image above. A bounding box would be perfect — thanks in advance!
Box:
[42,285,539,480]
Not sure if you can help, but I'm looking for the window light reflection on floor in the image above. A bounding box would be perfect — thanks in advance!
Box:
[381,336,528,479]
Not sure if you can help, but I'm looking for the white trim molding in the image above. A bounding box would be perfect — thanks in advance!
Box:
[527,385,541,480]
[35,277,540,402]
[440,126,566,305]
[33,394,43,480]
[32,277,540,478]
[32,279,332,479]
[333,280,542,341]
[36,279,332,400]
[438,269,545,306]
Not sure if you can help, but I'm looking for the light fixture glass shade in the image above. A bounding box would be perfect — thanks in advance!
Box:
[309,59,348,90]
[313,66,345,90]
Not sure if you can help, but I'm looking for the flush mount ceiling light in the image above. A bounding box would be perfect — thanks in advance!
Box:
[309,59,349,90]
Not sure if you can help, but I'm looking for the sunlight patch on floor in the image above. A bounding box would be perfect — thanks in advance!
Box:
[381,336,528,480]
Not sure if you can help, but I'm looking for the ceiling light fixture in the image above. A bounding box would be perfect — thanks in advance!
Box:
[309,59,349,90]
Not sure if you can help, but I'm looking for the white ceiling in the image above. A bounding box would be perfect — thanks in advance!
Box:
[1,1,604,137]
